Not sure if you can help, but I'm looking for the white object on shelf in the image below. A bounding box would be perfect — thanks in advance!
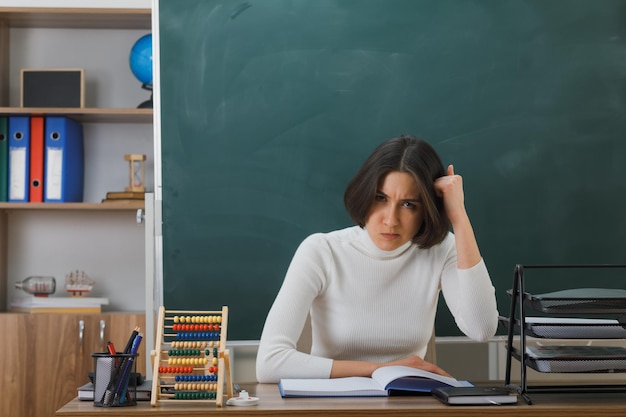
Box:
[11,296,108,308]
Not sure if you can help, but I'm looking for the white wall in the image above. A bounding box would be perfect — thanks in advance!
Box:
[228,337,626,384]
[7,211,146,311]
[9,28,150,109]
[227,339,494,384]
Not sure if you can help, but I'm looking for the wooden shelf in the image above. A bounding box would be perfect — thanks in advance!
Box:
[0,201,144,210]
[0,8,151,30]
[0,6,151,415]
[0,107,152,123]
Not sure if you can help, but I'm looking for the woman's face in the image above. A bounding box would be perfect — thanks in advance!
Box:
[364,171,424,251]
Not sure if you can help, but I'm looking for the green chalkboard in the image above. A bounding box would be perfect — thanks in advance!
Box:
[159,0,626,340]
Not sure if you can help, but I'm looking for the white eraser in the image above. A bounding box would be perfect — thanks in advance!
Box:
[226,390,259,406]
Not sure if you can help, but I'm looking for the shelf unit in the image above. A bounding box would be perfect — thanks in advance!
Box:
[0,106,152,123]
[0,201,144,210]
[0,6,154,417]
[0,7,151,29]
[0,5,153,311]
[502,264,626,404]
[0,7,152,106]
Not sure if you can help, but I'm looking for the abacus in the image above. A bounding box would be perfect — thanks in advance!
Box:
[150,306,233,407]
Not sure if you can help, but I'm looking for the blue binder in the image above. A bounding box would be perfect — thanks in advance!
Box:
[8,116,30,202]
[0,117,8,201]
[44,117,84,203]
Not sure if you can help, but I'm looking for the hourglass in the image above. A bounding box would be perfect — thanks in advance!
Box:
[125,154,146,192]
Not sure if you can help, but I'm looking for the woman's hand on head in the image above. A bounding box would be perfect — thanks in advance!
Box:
[382,355,452,378]
[434,164,483,268]
[433,165,467,226]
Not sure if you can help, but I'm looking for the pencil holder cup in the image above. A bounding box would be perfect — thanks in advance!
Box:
[92,352,138,407]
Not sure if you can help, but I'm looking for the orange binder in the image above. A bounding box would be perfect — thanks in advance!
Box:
[29,116,44,202]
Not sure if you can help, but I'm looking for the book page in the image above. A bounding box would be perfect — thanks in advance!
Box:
[279,377,387,397]
[371,366,467,389]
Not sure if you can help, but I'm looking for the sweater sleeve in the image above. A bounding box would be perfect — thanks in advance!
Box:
[256,234,334,383]
[440,236,499,341]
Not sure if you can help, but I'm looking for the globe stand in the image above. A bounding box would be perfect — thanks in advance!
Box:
[137,83,153,109]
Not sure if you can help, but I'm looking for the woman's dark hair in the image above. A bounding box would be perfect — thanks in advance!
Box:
[343,135,449,248]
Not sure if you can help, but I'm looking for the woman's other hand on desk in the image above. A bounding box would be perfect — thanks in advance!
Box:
[330,355,451,379]
[382,355,452,378]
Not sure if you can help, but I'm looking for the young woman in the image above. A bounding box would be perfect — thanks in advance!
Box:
[256,135,498,383]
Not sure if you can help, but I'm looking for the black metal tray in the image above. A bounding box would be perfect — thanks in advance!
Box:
[498,316,626,339]
[510,345,626,373]
[506,288,626,314]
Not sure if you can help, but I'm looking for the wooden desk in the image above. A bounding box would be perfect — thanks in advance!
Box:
[57,383,626,417]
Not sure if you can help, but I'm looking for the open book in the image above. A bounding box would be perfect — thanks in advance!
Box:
[278,365,472,397]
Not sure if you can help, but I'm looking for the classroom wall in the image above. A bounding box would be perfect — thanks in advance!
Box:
[226,339,494,384]
[228,337,626,384]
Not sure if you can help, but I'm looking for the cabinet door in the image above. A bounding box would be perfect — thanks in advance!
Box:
[30,314,90,417]
[28,314,147,416]
[75,315,109,388]
[0,314,33,417]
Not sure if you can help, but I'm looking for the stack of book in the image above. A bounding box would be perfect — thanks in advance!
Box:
[78,379,152,401]
[101,191,145,204]
[10,296,109,313]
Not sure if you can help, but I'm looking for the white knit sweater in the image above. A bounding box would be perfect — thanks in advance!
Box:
[256,226,499,383]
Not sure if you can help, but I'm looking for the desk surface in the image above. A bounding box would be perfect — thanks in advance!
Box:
[57,383,626,417]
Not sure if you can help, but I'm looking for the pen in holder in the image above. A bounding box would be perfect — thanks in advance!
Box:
[92,352,138,407]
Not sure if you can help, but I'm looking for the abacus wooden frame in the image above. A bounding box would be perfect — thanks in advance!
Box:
[150,306,233,407]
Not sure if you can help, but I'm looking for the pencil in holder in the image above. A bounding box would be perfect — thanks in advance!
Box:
[92,352,138,407]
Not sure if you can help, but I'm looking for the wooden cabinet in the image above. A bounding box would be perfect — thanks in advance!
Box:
[0,312,146,417]
[0,313,31,417]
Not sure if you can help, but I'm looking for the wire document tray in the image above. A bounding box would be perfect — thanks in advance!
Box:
[502,264,626,404]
